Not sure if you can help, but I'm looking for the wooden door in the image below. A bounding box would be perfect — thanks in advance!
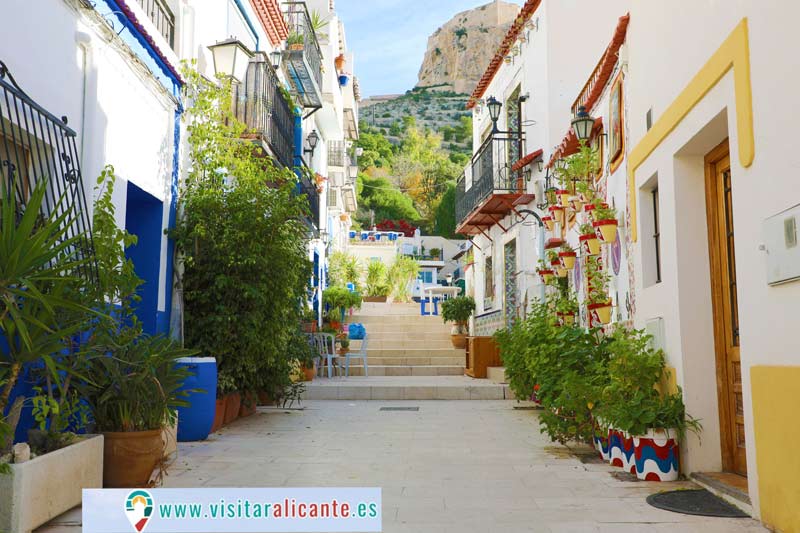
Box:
[705,140,747,476]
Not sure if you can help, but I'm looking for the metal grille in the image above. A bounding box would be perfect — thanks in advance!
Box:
[136,0,175,49]
[0,61,96,281]
[284,1,323,110]
[327,140,346,167]
[233,55,296,169]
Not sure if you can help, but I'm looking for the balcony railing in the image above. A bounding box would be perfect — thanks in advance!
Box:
[283,2,323,110]
[456,132,525,225]
[0,61,96,281]
[296,157,321,227]
[233,55,295,169]
[136,0,175,49]
[327,140,346,167]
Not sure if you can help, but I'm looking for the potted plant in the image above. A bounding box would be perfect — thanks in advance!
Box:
[338,72,351,87]
[558,243,577,270]
[579,222,601,256]
[555,295,579,326]
[586,257,612,325]
[337,335,351,356]
[548,205,565,226]
[301,306,318,333]
[441,296,476,348]
[592,204,619,244]
[547,250,566,278]
[323,286,362,324]
[364,261,390,302]
[334,53,346,71]
[542,215,555,232]
[536,259,554,284]
[287,31,304,50]
[545,186,559,206]
[429,247,442,260]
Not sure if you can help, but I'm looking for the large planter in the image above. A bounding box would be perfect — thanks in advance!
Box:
[223,392,241,425]
[633,429,680,481]
[558,251,577,270]
[579,233,601,256]
[608,428,636,473]
[450,333,467,349]
[593,219,619,244]
[0,435,103,533]
[302,364,316,382]
[587,301,613,325]
[239,392,258,418]
[103,429,164,488]
[363,295,388,303]
[593,428,610,461]
[175,357,217,442]
[211,398,225,432]
[302,321,317,333]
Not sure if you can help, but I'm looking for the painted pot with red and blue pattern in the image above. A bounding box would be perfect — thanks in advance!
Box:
[608,428,636,473]
[633,428,679,481]
[593,428,610,461]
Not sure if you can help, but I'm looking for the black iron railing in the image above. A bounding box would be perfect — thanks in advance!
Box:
[327,140,346,167]
[284,2,323,110]
[233,55,295,169]
[295,157,321,227]
[456,132,525,225]
[136,0,175,49]
[0,61,96,281]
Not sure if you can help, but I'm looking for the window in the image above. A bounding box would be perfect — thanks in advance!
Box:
[652,187,661,283]
[418,271,433,284]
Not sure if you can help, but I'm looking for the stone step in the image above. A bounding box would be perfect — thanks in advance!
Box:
[335,365,464,377]
[357,332,453,342]
[366,348,464,358]
[355,302,424,316]
[367,339,454,350]
[365,356,464,366]
[302,376,513,400]
[349,315,448,326]
[487,366,507,383]
[347,323,451,334]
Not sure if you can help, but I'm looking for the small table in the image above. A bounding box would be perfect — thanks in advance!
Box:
[420,286,461,316]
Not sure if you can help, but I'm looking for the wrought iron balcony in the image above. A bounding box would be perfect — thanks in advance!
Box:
[455,132,534,236]
[233,54,295,169]
[0,61,96,280]
[283,2,323,111]
[296,157,321,227]
[136,0,175,49]
[327,140,346,167]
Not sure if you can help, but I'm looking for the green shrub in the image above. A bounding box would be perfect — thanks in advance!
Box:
[440,296,475,332]
[365,261,390,297]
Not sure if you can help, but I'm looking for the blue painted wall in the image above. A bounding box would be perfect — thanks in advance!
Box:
[125,182,164,335]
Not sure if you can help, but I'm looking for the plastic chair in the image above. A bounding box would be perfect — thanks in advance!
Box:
[344,334,369,377]
[314,333,338,378]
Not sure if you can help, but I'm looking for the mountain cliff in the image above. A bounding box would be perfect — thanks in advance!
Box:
[417,0,520,94]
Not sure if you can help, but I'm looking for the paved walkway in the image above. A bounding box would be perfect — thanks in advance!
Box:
[161,401,764,533]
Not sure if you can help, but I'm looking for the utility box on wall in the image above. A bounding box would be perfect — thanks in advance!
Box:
[763,204,800,285]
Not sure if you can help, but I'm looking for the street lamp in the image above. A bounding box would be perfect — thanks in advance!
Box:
[486,96,502,132]
[270,49,283,70]
[446,274,453,285]
[208,38,254,84]
[571,105,595,141]
[304,130,319,157]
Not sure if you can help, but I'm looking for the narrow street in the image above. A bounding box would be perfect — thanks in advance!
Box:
[158,401,766,533]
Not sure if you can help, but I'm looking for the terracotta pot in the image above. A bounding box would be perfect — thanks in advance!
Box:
[556,189,570,208]
[102,429,164,488]
[239,392,257,418]
[593,219,618,243]
[289,43,304,51]
[580,233,601,255]
[257,391,273,406]
[302,321,317,333]
[334,54,346,71]
[558,251,576,270]
[542,216,555,232]
[450,333,467,349]
[211,398,225,432]
[587,301,613,325]
[302,365,316,382]
[330,321,341,331]
[223,392,241,425]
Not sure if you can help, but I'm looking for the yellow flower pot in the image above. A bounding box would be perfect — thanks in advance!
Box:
[593,220,619,244]
[549,206,565,226]
[580,234,601,255]
[543,216,555,232]
[588,301,613,325]
[559,252,577,270]
[538,269,554,284]
[557,189,570,208]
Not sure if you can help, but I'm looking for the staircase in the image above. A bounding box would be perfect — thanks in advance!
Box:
[302,302,513,400]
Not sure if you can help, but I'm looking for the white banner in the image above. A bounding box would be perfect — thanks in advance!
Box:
[82,488,382,533]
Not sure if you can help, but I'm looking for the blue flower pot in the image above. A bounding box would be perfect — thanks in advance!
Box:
[338,74,350,87]
[175,357,217,442]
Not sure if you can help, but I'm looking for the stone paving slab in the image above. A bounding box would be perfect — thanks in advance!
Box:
[37,401,767,533]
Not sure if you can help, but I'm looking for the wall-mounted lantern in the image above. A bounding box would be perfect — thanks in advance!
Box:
[208,37,253,84]
[571,105,595,141]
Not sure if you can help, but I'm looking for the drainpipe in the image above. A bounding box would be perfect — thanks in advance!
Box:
[515,209,546,303]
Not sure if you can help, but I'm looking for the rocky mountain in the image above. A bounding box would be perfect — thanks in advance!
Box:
[417,0,520,94]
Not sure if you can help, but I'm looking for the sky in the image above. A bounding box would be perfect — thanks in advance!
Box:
[335,0,523,98]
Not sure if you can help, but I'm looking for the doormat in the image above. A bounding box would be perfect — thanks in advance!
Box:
[379,407,419,411]
[646,489,749,518]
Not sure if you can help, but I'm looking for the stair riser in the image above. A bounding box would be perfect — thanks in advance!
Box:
[366,357,464,366]
[302,385,512,401]
[340,366,464,377]
[367,349,464,358]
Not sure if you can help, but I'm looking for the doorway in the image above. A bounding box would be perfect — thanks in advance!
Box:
[704,140,747,476]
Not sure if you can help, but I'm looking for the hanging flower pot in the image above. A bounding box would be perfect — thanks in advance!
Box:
[558,250,576,270]
[545,187,558,206]
[557,312,576,326]
[557,189,570,207]
[593,219,618,244]
[551,259,567,278]
[633,428,680,481]
[334,53,346,71]
[587,300,613,324]
[579,233,601,256]
[548,205,565,226]
[338,73,351,87]
[542,216,554,232]
[583,203,596,221]
[537,269,554,284]
[569,196,584,212]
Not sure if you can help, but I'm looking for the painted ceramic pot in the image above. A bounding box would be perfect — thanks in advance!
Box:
[538,269,554,284]
[557,189,570,208]
[580,233,601,255]
[557,312,576,327]
[608,428,636,473]
[633,429,680,481]
[548,205,565,226]
[593,219,619,243]
[558,251,577,270]
[587,301,613,324]
[542,216,555,231]
[551,259,567,278]
[594,428,611,461]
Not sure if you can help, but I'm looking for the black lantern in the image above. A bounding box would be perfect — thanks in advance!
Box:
[571,105,595,141]
[270,49,283,70]
[486,96,502,132]
[305,130,319,157]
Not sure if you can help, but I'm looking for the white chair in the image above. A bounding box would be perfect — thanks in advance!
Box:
[314,333,338,378]
[344,334,369,377]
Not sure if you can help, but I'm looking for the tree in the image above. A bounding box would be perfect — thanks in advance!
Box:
[356,173,420,227]
[433,181,458,239]
[356,122,395,170]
